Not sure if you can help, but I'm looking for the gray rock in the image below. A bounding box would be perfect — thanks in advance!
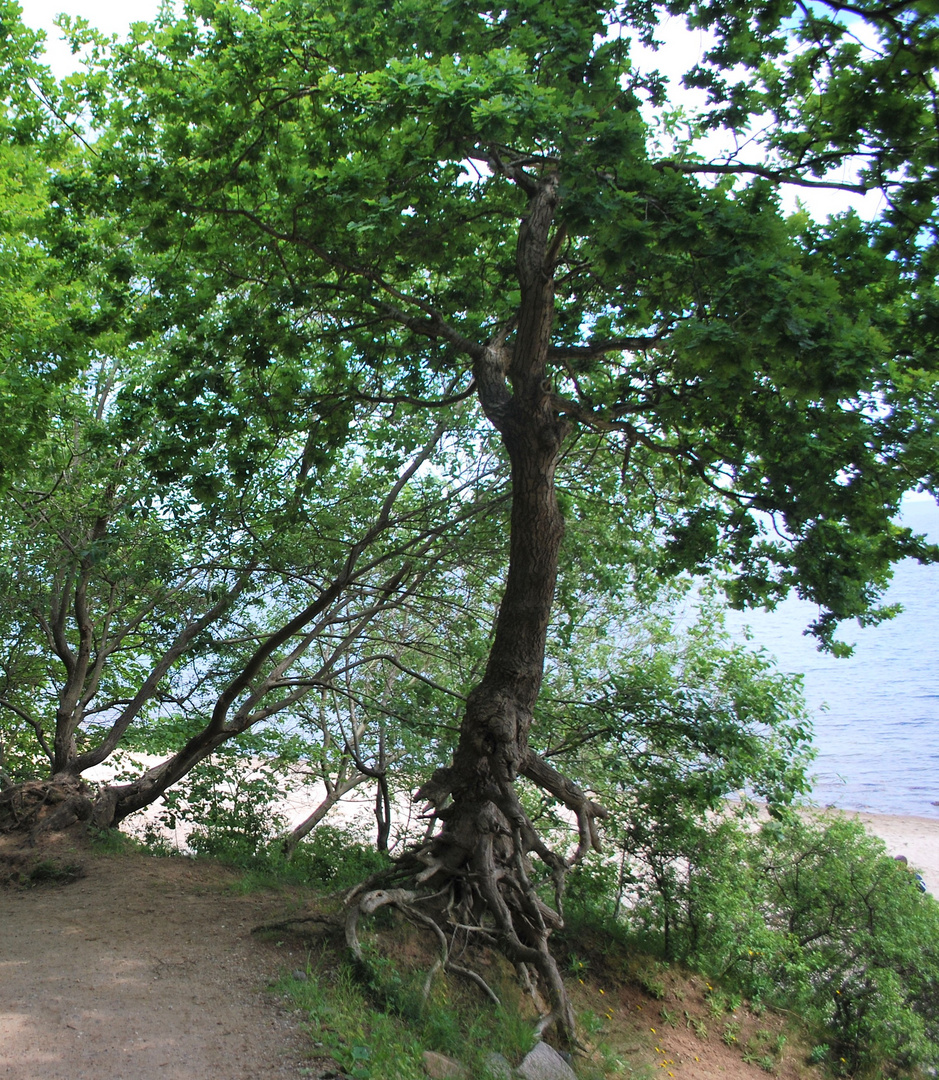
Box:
[516,1041,578,1080]
[482,1050,514,1079]
[422,1049,469,1079]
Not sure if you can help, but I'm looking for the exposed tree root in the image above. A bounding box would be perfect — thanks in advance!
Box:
[0,785,94,888]
[0,778,94,844]
[340,751,608,1050]
[344,885,504,1007]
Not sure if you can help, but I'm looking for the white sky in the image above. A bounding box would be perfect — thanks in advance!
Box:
[23,0,160,32]
[22,0,164,74]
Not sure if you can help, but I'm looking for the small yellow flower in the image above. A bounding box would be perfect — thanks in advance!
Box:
[650,1027,656,1033]
[599,988,605,995]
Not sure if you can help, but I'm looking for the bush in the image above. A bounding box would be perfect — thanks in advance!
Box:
[289,823,392,889]
[616,810,939,1077]
[750,817,939,1076]
[156,749,288,865]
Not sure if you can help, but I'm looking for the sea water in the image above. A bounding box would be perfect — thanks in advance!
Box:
[729,497,939,818]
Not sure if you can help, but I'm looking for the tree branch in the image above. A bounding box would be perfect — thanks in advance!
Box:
[654,158,869,194]
[0,699,54,764]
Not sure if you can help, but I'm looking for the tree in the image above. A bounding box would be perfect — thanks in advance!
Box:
[27,0,939,1043]
[0,0,119,486]
[0,340,509,833]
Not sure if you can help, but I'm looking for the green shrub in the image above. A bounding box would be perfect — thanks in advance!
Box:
[619,811,939,1076]
[289,823,392,889]
[749,816,939,1076]
[155,748,288,865]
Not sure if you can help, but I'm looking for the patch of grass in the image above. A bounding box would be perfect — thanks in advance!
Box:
[89,826,147,855]
[278,945,536,1080]
[742,1028,787,1075]
[808,1043,829,1065]
[705,987,738,1018]
[282,962,424,1079]
[20,858,85,887]
[628,959,667,1000]
[721,1020,741,1046]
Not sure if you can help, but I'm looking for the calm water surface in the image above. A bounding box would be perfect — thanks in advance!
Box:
[729,498,939,819]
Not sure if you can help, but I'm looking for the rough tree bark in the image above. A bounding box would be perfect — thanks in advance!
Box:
[348,171,607,1047]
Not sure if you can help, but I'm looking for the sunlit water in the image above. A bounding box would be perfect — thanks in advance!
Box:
[728,498,939,818]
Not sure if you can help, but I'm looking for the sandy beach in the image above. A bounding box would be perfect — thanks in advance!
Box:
[812,809,939,894]
[91,755,939,896]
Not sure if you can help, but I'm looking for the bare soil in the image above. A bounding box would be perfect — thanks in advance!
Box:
[0,832,816,1080]
[567,929,818,1080]
[0,833,310,1080]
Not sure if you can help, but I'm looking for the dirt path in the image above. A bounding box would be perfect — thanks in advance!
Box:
[0,844,310,1080]
[0,832,846,1080]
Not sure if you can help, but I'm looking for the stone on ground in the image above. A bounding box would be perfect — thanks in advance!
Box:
[516,1040,578,1080]
[422,1049,469,1079]
[483,1050,514,1078]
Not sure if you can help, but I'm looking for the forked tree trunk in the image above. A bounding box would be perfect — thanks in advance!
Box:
[380,173,600,1045]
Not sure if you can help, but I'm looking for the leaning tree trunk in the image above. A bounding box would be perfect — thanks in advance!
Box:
[348,173,606,1047]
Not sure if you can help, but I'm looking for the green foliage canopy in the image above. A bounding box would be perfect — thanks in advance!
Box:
[49,0,939,647]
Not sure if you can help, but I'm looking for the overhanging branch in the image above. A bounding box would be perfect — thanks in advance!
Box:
[654,158,869,194]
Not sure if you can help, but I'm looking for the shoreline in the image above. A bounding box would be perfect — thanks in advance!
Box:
[92,756,939,894]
